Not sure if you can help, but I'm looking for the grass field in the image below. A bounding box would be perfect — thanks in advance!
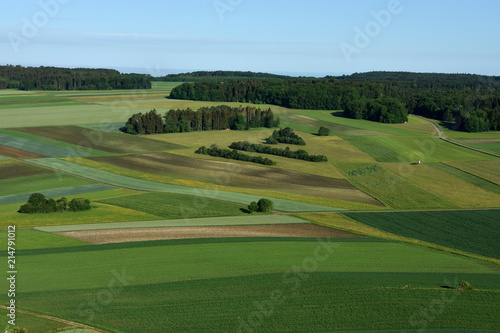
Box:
[1,238,498,332]
[29,158,341,212]
[344,210,500,259]
[337,163,457,209]
[11,125,186,154]
[446,160,500,185]
[36,215,307,232]
[0,173,95,197]
[98,192,250,220]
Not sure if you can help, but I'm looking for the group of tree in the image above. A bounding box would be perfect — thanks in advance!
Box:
[229,141,327,162]
[195,145,276,166]
[168,71,500,131]
[18,193,91,214]
[247,198,274,213]
[265,127,305,145]
[120,106,279,135]
[0,65,151,90]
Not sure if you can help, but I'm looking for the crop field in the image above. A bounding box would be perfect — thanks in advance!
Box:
[29,158,341,212]
[98,192,250,220]
[0,161,54,180]
[0,173,95,197]
[381,163,500,208]
[88,152,377,204]
[336,163,457,209]
[11,125,186,154]
[0,86,499,333]
[344,210,500,259]
[1,238,499,332]
[446,160,500,185]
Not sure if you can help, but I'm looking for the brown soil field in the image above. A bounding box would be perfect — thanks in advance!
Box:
[88,152,380,204]
[10,126,186,154]
[0,162,54,180]
[0,145,46,159]
[57,223,366,244]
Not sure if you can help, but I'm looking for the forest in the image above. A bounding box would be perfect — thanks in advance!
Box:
[120,106,279,135]
[0,65,152,90]
[169,72,500,131]
[155,70,291,82]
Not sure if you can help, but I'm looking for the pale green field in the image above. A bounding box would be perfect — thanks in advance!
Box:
[446,160,500,185]
[382,163,500,208]
[35,215,307,232]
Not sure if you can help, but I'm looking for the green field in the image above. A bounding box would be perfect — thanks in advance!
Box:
[1,238,498,332]
[98,192,250,220]
[344,210,500,258]
[1,87,499,333]
[36,215,307,232]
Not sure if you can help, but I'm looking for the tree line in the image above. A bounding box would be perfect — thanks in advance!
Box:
[229,141,328,162]
[18,193,91,214]
[120,106,279,135]
[0,65,152,90]
[155,70,291,82]
[168,72,500,131]
[195,145,276,166]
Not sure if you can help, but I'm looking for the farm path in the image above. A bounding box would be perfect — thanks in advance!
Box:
[0,305,107,333]
[411,115,500,158]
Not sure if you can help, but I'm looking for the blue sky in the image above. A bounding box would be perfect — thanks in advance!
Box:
[1,0,499,76]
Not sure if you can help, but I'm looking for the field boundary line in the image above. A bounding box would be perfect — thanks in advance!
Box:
[0,305,108,333]
[411,115,500,158]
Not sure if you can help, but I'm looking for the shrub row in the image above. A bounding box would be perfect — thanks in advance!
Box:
[195,145,276,166]
[229,141,327,162]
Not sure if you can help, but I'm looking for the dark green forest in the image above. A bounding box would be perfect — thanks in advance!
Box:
[120,106,279,135]
[0,65,152,90]
[169,72,500,131]
[155,70,291,82]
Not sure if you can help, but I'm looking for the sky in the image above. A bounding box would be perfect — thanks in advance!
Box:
[1,0,499,76]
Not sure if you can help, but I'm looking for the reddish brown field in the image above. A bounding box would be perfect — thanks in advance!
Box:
[0,162,54,180]
[0,145,46,159]
[58,223,366,244]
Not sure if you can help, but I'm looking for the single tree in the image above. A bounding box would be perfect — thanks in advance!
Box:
[318,126,330,136]
[257,198,274,212]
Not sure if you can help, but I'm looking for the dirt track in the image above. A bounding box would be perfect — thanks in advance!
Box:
[58,223,365,244]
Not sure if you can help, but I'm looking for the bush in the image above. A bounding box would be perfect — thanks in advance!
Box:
[257,198,274,212]
[229,141,327,162]
[248,201,259,213]
[68,198,91,212]
[458,280,473,291]
[265,127,306,145]
[318,126,330,136]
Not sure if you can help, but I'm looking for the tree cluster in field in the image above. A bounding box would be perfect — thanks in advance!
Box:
[318,127,330,136]
[120,106,279,135]
[168,72,500,131]
[229,141,328,162]
[265,127,305,145]
[18,193,91,214]
[0,65,151,90]
[155,70,291,82]
[247,198,274,213]
[195,145,276,166]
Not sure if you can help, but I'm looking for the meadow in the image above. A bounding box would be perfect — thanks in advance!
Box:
[0,84,499,333]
